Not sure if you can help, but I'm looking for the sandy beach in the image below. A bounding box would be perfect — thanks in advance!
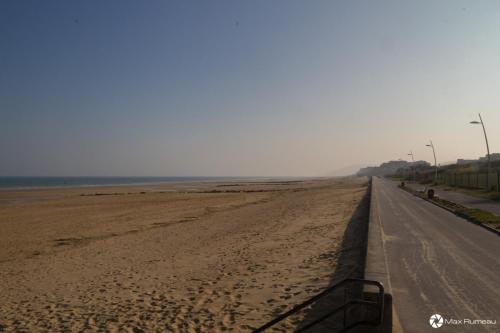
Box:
[0,177,369,332]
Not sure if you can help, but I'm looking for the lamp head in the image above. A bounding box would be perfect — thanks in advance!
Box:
[470,121,481,124]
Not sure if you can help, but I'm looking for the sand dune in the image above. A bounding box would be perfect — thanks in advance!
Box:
[0,178,368,332]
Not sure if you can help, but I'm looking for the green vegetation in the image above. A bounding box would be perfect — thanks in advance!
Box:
[433,197,500,231]
[399,185,500,231]
[440,186,500,202]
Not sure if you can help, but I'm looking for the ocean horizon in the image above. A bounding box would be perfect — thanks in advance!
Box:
[0,176,277,190]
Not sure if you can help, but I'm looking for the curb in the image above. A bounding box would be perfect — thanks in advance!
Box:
[400,186,500,237]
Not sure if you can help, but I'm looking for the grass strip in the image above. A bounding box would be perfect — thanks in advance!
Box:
[399,185,500,233]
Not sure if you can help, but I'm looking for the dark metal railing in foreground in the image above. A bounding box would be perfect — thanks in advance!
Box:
[252,278,384,333]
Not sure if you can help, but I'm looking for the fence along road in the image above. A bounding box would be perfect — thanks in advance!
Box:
[372,177,500,333]
[420,171,500,192]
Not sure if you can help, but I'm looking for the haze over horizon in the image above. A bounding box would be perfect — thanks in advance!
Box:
[2,1,500,177]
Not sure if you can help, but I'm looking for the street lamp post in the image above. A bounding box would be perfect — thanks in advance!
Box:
[408,151,415,180]
[426,141,438,184]
[470,113,491,190]
[408,151,415,163]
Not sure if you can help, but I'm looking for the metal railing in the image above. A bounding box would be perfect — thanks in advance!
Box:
[252,278,385,333]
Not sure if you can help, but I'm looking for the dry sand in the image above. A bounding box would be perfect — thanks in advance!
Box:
[0,177,369,332]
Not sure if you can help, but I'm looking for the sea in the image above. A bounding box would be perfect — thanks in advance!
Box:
[0,176,265,190]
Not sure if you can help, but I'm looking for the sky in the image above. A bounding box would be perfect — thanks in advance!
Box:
[1,0,500,177]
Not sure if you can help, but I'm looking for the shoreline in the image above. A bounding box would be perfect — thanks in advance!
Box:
[0,176,316,191]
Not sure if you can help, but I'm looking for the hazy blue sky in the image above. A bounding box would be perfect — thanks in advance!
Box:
[1,1,500,176]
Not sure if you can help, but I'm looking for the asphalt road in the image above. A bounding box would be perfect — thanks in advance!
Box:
[372,177,500,332]
[404,182,500,216]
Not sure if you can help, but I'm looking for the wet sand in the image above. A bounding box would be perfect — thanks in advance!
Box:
[0,177,368,332]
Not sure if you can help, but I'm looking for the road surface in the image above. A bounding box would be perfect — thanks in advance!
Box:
[372,177,500,332]
[405,182,500,216]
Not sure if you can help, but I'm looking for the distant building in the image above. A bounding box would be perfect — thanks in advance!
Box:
[457,159,477,165]
[357,160,430,176]
[479,153,500,162]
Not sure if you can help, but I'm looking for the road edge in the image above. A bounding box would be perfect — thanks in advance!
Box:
[400,184,500,237]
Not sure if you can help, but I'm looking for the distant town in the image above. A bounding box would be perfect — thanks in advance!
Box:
[357,153,500,179]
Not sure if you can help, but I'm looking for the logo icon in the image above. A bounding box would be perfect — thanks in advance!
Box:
[430,314,444,328]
